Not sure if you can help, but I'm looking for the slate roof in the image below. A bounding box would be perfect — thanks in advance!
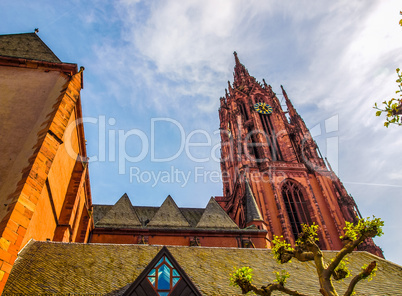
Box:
[4,240,402,295]
[94,194,239,230]
[96,194,142,228]
[0,32,61,63]
[196,198,238,229]
[245,181,264,223]
[147,195,191,227]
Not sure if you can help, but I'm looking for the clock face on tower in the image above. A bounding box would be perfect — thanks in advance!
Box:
[254,102,273,114]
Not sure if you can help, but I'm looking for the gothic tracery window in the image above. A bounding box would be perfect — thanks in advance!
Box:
[256,101,282,161]
[281,180,312,240]
[238,101,249,120]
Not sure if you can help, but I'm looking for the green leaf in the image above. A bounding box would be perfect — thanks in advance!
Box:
[375,111,382,116]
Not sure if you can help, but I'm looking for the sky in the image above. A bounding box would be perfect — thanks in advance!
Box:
[1,1,401,265]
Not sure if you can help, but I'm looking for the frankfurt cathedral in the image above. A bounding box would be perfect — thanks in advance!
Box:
[0,32,400,295]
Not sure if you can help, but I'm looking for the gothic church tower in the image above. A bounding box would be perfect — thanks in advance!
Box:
[216,53,382,256]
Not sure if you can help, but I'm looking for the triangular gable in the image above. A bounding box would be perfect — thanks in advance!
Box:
[123,246,201,296]
[147,196,190,227]
[245,181,263,223]
[196,198,238,229]
[95,193,141,228]
[0,32,61,63]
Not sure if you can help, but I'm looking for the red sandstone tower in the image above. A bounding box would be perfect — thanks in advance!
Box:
[216,52,382,256]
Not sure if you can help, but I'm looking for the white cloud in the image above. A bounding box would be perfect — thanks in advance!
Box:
[69,0,402,262]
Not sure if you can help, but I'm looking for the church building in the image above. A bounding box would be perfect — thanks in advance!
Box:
[215,52,382,257]
[0,32,399,295]
[0,32,92,291]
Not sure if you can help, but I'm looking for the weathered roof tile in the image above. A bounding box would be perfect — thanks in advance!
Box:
[0,32,61,63]
[196,198,238,229]
[245,181,263,223]
[95,194,141,228]
[147,195,190,227]
[4,241,402,295]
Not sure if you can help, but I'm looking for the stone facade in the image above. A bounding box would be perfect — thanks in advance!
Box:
[216,52,383,257]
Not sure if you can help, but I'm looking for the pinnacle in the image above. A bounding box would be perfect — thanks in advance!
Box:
[233,51,240,66]
[232,51,251,87]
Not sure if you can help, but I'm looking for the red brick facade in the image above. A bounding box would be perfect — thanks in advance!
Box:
[90,195,268,249]
[216,52,383,257]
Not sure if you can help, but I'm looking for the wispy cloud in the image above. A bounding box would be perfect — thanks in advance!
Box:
[18,0,400,262]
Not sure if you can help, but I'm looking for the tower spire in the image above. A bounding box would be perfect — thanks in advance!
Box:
[218,52,383,258]
[232,51,251,87]
[281,85,298,119]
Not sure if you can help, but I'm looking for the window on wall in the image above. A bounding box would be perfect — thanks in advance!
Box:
[147,256,181,296]
[281,180,312,240]
[238,101,249,121]
[257,102,282,161]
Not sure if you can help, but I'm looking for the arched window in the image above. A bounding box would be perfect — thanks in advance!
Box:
[238,101,249,120]
[281,180,312,240]
[256,101,282,161]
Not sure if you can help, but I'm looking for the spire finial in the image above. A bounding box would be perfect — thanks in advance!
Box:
[232,51,251,86]
[34,28,39,34]
[233,51,240,66]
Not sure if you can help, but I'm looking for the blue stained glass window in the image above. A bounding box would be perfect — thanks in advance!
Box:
[148,276,155,287]
[156,257,164,266]
[147,255,181,295]
[157,264,171,290]
[165,257,173,267]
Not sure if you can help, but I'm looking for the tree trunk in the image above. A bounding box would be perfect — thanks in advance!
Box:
[319,275,338,296]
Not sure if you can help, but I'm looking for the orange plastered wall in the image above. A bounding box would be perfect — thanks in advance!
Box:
[47,112,79,217]
[21,183,57,246]
[21,112,82,247]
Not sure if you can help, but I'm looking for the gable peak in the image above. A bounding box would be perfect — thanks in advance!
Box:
[95,193,141,228]
[147,195,190,227]
[196,197,238,229]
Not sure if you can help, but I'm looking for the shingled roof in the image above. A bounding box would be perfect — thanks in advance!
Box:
[196,198,238,229]
[0,32,61,63]
[96,194,141,228]
[4,240,402,295]
[244,180,264,223]
[94,194,239,230]
[147,195,191,228]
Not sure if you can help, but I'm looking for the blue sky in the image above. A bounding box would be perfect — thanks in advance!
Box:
[1,1,402,265]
